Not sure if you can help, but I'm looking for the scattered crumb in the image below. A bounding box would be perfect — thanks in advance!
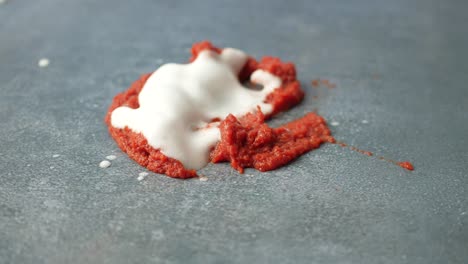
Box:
[26,164,31,167]
[461,212,467,216]
[311,78,336,89]
[199,176,208,182]
[311,79,320,88]
[137,172,149,181]
[330,121,340,126]
[361,120,369,124]
[321,79,336,89]
[50,166,55,169]
[99,160,111,168]
[106,155,117,160]
[38,58,50,68]
[52,154,60,158]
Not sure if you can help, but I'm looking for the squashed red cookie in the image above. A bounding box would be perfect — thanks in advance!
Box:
[105,41,333,178]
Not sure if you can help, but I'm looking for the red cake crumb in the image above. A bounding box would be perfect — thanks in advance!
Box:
[211,110,334,173]
[398,161,414,171]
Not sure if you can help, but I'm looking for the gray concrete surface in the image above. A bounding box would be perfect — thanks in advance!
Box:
[1,0,467,263]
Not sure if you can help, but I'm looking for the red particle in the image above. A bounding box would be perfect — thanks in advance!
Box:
[398,161,414,171]
[311,79,320,88]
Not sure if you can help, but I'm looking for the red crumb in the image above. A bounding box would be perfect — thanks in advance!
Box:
[189,41,221,62]
[312,78,336,89]
[311,79,320,88]
[106,41,327,178]
[398,161,414,171]
[210,111,334,173]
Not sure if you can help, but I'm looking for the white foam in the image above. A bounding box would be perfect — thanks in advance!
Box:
[111,48,281,170]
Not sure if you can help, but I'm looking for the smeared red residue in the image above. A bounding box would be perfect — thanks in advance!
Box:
[335,141,414,171]
[349,146,373,156]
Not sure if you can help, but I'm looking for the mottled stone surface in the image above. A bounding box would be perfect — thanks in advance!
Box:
[0,0,467,263]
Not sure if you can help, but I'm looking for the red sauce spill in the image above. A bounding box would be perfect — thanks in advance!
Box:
[211,110,334,173]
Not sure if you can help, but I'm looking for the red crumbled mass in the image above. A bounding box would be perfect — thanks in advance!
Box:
[211,110,334,173]
[105,41,333,178]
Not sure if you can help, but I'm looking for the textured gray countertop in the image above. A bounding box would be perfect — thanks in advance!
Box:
[1,0,467,263]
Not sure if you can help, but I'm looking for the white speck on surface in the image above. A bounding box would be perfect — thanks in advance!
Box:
[362,120,369,124]
[52,154,60,158]
[50,166,54,169]
[99,160,111,168]
[26,164,31,167]
[38,58,50,67]
[137,172,148,181]
[151,229,165,241]
[106,155,117,160]
[461,212,467,216]
[199,176,208,181]
[330,121,339,126]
